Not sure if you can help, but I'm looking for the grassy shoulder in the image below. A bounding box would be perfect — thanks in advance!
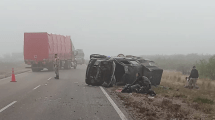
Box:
[154,71,215,118]
[106,71,215,120]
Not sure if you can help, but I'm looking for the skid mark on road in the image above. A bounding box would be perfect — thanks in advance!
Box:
[0,101,17,113]
[100,86,128,120]
[33,85,41,90]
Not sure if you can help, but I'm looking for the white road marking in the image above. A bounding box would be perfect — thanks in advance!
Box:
[100,86,128,120]
[0,101,17,113]
[47,77,52,81]
[33,85,41,90]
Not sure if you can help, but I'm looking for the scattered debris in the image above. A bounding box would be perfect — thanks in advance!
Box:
[121,75,156,96]
[115,88,123,92]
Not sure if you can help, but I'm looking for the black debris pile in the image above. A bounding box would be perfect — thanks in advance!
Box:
[121,75,156,96]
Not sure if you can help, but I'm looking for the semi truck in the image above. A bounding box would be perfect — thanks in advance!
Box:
[76,49,85,65]
[24,32,78,72]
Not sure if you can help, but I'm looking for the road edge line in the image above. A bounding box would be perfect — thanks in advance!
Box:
[33,85,41,90]
[100,86,127,120]
[0,101,17,113]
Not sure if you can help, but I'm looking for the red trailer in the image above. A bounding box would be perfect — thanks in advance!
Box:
[24,32,77,72]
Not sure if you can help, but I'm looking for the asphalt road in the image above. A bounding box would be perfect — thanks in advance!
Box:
[0,65,128,120]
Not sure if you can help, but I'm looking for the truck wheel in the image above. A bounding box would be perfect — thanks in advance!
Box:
[48,63,54,71]
[64,60,68,69]
[31,64,40,72]
[32,68,41,72]
[74,61,77,69]
[60,61,63,69]
[32,68,37,72]
[68,61,71,69]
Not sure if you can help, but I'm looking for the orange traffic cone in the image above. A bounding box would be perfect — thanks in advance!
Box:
[11,68,16,82]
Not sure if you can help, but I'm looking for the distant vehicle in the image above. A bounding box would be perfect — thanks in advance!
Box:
[85,54,163,87]
[24,32,78,72]
[76,49,85,65]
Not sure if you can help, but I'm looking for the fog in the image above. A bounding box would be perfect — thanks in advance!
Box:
[0,0,214,58]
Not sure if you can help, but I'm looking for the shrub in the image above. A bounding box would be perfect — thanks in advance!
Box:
[197,55,215,80]
[193,97,214,105]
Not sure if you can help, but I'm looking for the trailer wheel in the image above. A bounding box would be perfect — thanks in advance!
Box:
[48,63,54,71]
[32,68,37,72]
[68,61,72,69]
[32,68,41,72]
[74,61,77,69]
[31,64,40,72]
[64,60,68,69]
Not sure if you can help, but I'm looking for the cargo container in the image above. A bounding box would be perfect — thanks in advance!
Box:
[24,32,77,72]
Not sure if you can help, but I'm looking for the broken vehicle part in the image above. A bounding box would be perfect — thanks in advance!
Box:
[137,59,163,86]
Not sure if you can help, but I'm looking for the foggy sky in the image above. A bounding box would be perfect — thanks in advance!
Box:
[0,0,214,58]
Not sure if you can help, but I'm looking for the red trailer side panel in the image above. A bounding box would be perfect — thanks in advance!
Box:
[24,33,49,61]
[24,32,73,63]
[48,33,72,60]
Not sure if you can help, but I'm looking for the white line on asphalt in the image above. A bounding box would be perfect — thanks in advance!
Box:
[100,86,128,120]
[47,77,52,81]
[0,101,17,113]
[33,85,41,90]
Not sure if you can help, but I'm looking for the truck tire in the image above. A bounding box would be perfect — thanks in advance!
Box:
[48,63,54,71]
[73,61,77,69]
[31,64,40,72]
[68,61,71,69]
[64,60,68,69]
[32,68,37,72]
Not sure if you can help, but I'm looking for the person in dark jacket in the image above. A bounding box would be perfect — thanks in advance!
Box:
[121,73,156,96]
[130,73,151,93]
[187,66,199,89]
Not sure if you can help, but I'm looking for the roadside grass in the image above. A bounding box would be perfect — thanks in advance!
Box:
[193,97,214,104]
[154,71,215,116]
[109,71,215,119]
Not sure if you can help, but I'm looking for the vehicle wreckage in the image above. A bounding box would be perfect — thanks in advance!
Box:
[85,54,163,87]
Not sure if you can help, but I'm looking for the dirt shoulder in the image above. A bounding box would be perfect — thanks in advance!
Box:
[106,86,213,120]
[0,62,30,79]
[105,71,215,120]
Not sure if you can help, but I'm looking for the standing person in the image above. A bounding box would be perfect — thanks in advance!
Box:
[188,66,199,89]
[54,54,60,79]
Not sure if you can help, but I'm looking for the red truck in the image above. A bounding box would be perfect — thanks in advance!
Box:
[24,32,78,72]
